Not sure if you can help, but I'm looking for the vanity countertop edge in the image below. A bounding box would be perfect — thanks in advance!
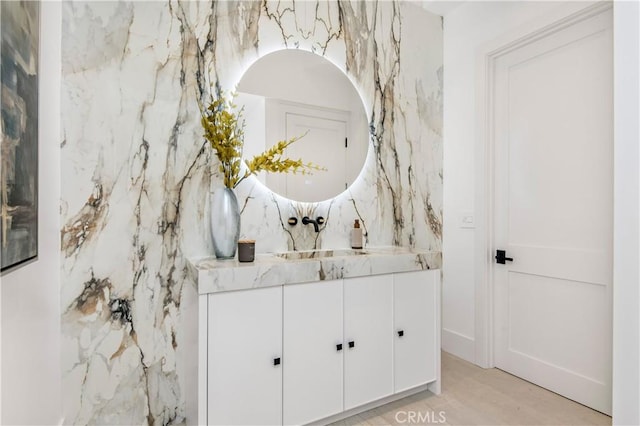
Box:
[188,247,442,295]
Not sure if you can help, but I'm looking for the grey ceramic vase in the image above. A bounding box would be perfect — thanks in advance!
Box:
[210,187,240,259]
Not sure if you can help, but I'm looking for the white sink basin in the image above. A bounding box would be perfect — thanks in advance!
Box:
[273,248,369,260]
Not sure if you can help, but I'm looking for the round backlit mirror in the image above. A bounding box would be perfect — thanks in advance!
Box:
[237,50,369,203]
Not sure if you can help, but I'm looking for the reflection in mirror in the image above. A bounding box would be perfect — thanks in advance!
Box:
[237,50,369,203]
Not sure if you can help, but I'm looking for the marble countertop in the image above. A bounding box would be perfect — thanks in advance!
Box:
[189,247,442,295]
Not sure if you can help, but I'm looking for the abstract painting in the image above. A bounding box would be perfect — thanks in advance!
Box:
[1,1,40,272]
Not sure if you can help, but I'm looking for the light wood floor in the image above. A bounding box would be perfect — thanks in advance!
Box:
[332,352,611,426]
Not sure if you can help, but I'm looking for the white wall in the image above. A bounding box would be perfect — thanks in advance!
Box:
[444,0,639,422]
[0,2,62,424]
[612,1,640,424]
[443,0,595,363]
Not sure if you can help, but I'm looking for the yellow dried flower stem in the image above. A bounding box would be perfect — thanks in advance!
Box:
[235,133,326,188]
[200,91,325,189]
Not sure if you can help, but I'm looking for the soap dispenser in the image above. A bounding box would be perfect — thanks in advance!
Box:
[351,219,363,249]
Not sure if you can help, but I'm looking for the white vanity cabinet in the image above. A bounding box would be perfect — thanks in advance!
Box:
[394,270,439,393]
[283,280,344,425]
[206,286,283,426]
[197,262,441,426]
[343,275,394,409]
[281,276,395,425]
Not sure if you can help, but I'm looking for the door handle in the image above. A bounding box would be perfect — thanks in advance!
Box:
[273,357,281,366]
[495,249,513,264]
[397,330,404,337]
[336,343,343,351]
[348,341,355,349]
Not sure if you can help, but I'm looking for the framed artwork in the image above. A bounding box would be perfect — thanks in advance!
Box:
[1,1,40,272]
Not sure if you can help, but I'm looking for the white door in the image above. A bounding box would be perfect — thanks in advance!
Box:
[207,287,283,426]
[394,270,438,393]
[344,275,394,410]
[283,280,343,425]
[493,7,613,414]
[285,112,348,202]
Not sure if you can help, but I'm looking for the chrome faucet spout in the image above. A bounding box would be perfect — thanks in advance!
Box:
[302,216,320,232]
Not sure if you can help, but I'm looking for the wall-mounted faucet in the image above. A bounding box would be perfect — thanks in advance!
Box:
[302,216,324,233]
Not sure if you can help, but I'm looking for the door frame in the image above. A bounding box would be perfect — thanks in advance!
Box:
[473,1,613,369]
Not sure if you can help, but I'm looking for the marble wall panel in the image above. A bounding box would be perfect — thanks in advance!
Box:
[60,1,442,423]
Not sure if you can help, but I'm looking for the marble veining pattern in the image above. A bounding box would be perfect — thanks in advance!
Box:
[60,1,442,424]
[191,247,442,295]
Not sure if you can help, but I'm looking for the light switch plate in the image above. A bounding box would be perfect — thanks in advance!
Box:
[460,211,475,229]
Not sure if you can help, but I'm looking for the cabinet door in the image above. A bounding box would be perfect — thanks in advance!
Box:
[344,275,394,410]
[207,287,282,426]
[283,280,343,425]
[394,270,438,392]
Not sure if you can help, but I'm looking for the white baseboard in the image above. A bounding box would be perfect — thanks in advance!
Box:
[442,328,475,363]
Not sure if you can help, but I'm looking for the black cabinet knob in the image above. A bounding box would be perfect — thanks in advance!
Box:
[348,341,355,349]
[273,357,281,366]
[398,330,404,337]
[336,343,343,351]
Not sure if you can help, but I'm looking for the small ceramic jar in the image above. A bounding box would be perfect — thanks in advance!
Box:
[237,240,255,262]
